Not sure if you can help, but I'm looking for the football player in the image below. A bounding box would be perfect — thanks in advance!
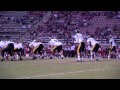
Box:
[48,37,64,59]
[87,35,100,61]
[73,29,85,62]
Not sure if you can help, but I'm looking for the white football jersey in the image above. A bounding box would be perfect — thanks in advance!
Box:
[13,42,23,49]
[49,39,62,46]
[0,41,6,48]
[33,42,41,47]
[17,43,23,49]
[5,41,14,45]
[29,41,35,47]
[87,38,99,46]
[14,43,19,49]
[74,33,84,43]
[29,41,42,48]
[0,41,10,49]
[109,38,116,46]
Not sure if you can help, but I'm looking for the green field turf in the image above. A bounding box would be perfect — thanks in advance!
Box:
[0,57,120,79]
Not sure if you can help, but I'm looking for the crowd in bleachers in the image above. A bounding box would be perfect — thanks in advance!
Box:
[0,11,120,43]
[94,24,120,40]
[27,11,120,43]
[30,11,93,40]
[0,11,47,40]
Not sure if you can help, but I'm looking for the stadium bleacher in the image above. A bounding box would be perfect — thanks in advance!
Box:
[0,11,120,45]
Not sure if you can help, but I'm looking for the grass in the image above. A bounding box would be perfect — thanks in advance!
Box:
[0,57,120,79]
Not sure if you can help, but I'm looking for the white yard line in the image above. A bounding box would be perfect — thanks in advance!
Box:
[16,68,115,79]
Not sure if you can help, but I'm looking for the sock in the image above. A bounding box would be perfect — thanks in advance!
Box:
[78,55,80,61]
[95,54,98,60]
[61,55,64,58]
[91,56,93,61]
[4,54,6,59]
[81,56,84,61]
[16,55,19,60]
[116,55,119,59]
[26,54,29,57]
[108,55,110,59]
[50,51,53,58]
[90,53,93,61]
[42,53,44,57]
[91,52,93,61]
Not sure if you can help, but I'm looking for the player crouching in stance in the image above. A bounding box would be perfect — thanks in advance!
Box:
[12,40,23,60]
[48,37,64,59]
[29,39,44,60]
[87,35,100,61]
[0,40,14,61]
[108,35,117,59]
[73,29,85,62]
